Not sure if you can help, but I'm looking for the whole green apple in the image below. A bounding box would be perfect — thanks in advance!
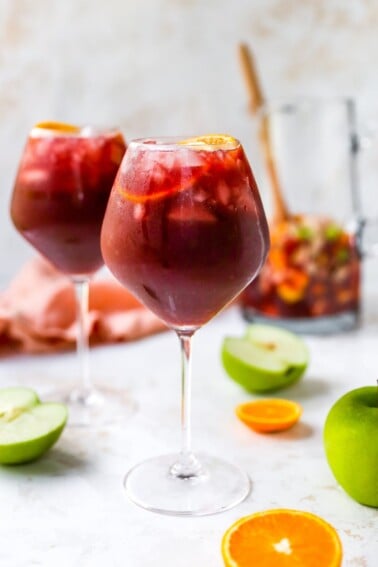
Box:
[323,386,378,508]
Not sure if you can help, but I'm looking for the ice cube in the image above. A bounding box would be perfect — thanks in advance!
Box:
[234,188,255,213]
[236,158,247,174]
[180,148,205,169]
[160,150,177,171]
[216,180,231,206]
[121,152,133,173]
[168,201,217,223]
[20,168,48,186]
[194,186,208,203]
[151,163,166,186]
[134,203,145,221]
[138,147,164,173]
[80,126,94,137]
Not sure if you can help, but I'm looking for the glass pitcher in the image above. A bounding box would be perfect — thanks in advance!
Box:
[240,97,365,334]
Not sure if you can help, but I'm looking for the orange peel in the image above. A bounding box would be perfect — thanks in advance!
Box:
[32,121,80,134]
[179,134,239,150]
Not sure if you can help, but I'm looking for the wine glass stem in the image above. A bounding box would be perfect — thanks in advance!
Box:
[73,278,92,393]
[171,330,202,479]
[179,331,193,457]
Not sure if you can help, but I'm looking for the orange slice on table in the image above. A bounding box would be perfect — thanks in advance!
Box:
[179,134,239,149]
[221,509,342,567]
[236,399,302,433]
[32,121,80,134]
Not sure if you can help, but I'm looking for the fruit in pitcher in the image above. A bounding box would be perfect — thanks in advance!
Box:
[241,214,360,320]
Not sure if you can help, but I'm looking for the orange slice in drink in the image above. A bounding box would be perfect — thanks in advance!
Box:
[117,182,189,204]
[221,509,342,567]
[32,121,80,134]
[179,134,239,150]
[118,134,239,203]
[235,398,302,433]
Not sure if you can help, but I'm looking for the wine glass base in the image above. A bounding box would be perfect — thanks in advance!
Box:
[45,384,137,428]
[124,453,251,516]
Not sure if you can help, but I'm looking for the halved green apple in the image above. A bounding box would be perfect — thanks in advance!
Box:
[0,387,67,464]
[221,324,309,393]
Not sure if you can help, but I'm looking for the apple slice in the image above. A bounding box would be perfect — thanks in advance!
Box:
[221,324,309,393]
[0,387,67,465]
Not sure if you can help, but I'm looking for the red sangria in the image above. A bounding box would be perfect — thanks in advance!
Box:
[101,135,269,516]
[10,122,128,425]
[101,135,269,329]
[11,122,126,276]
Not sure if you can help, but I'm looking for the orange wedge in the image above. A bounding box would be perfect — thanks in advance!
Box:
[117,177,198,204]
[33,121,80,134]
[118,134,239,203]
[236,398,302,433]
[179,134,239,149]
[222,509,342,567]
[117,181,191,204]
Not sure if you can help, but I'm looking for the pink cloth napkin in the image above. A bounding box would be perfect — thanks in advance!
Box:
[0,256,167,355]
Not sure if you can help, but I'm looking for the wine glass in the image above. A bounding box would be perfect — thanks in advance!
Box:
[10,122,134,426]
[101,135,270,515]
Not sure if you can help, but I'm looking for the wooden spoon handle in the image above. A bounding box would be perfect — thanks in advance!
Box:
[238,43,290,224]
[238,43,264,112]
[259,118,290,225]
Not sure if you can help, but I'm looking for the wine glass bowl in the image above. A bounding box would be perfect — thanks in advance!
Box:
[10,122,131,425]
[11,124,126,277]
[101,136,269,329]
[101,135,270,515]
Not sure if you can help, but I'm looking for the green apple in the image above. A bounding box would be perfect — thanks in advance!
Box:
[324,386,378,508]
[0,387,68,465]
[221,324,309,393]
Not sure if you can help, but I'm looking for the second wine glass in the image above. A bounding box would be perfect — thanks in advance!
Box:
[10,122,133,426]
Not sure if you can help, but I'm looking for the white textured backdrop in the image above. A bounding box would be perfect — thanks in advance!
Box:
[1,0,378,283]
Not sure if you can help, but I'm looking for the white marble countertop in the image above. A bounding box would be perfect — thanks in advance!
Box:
[1,300,377,567]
